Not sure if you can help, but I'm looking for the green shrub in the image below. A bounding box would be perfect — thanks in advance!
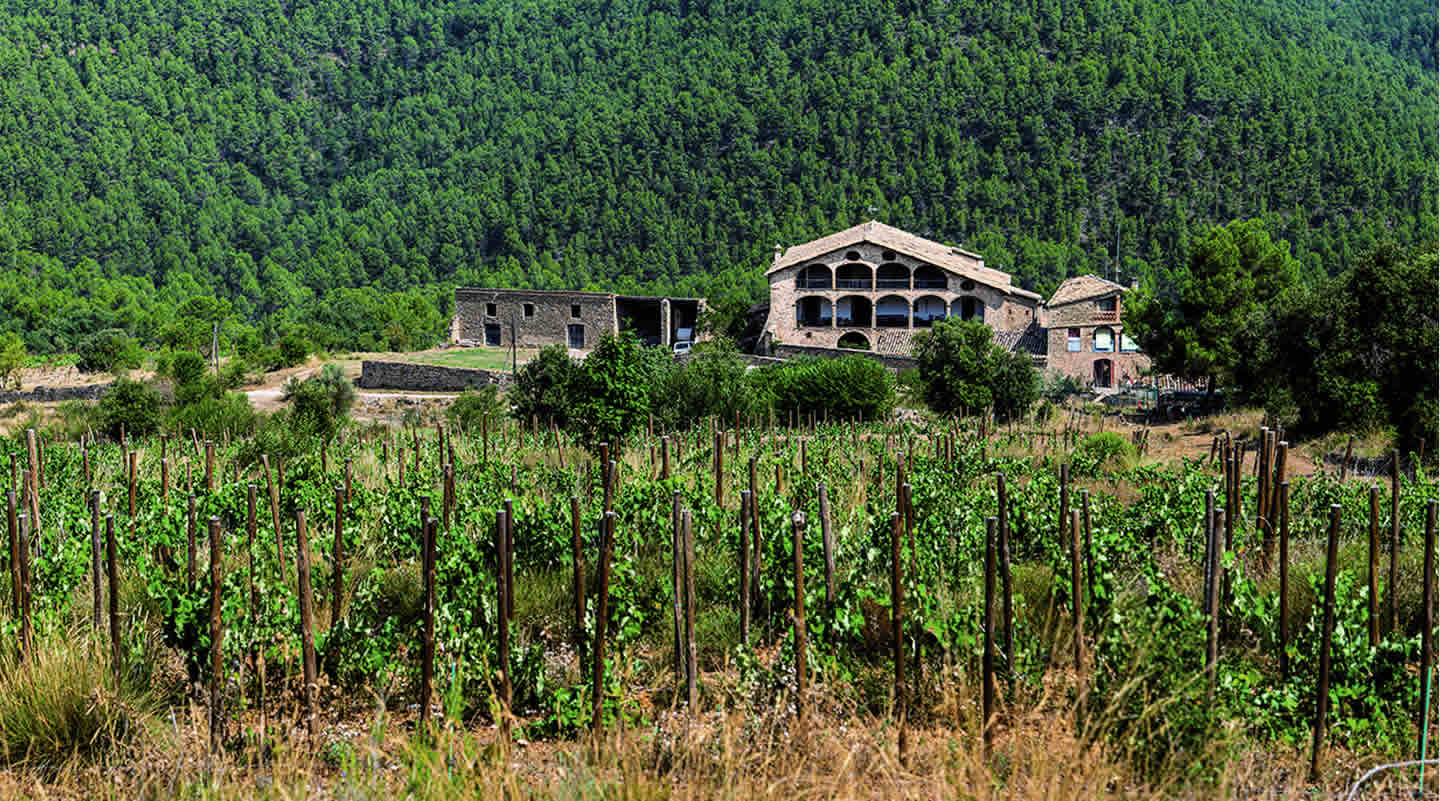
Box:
[573,332,650,444]
[1075,431,1138,473]
[77,329,145,374]
[756,355,894,421]
[447,385,506,433]
[276,332,311,368]
[1041,370,1087,403]
[96,377,164,438]
[0,331,24,390]
[912,318,1037,421]
[165,392,257,439]
[651,338,760,429]
[510,345,582,429]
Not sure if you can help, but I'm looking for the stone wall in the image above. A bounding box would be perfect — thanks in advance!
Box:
[1044,326,1150,388]
[359,361,513,392]
[0,383,110,404]
[453,288,615,348]
[772,343,917,370]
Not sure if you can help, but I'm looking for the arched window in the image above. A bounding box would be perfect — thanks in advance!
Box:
[796,264,832,290]
[951,295,984,321]
[912,296,947,328]
[877,262,910,290]
[795,297,832,327]
[875,295,909,328]
[836,263,872,290]
[913,264,947,290]
[1093,326,1114,353]
[837,332,871,350]
[835,296,872,328]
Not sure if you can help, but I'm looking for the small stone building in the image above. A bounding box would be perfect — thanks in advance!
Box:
[1041,275,1150,389]
[452,288,704,350]
[759,221,1043,355]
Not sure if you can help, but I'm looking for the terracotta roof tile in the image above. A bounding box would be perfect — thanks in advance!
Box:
[1047,275,1129,307]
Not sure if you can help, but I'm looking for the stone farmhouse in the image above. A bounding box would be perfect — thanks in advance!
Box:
[760,222,1151,389]
[452,288,704,350]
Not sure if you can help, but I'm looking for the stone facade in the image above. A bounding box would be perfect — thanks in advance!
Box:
[1040,276,1150,389]
[761,221,1041,355]
[359,360,514,391]
[453,288,704,350]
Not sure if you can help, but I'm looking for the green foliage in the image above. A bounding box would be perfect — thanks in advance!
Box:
[1040,370,1086,403]
[445,386,505,433]
[651,338,761,429]
[96,377,163,438]
[912,318,1037,421]
[756,356,895,421]
[0,331,24,391]
[275,333,312,370]
[573,332,650,445]
[1074,431,1139,474]
[77,329,145,375]
[281,363,355,440]
[165,392,257,439]
[1126,219,1300,391]
[510,345,582,429]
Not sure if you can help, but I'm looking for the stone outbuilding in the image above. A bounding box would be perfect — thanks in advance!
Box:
[452,288,704,351]
[1040,275,1150,389]
[759,221,1042,355]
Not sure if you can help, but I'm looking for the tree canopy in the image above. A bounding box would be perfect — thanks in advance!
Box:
[0,0,1430,354]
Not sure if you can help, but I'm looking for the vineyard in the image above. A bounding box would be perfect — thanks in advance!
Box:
[0,416,1436,799]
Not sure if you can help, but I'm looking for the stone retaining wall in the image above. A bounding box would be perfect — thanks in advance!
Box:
[359,361,513,392]
[0,384,110,404]
[771,344,917,370]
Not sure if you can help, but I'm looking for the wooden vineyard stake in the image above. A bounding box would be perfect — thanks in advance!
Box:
[714,430,724,508]
[205,440,215,492]
[670,490,683,680]
[208,516,225,755]
[128,451,137,519]
[295,509,318,740]
[332,487,346,629]
[983,515,997,760]
[891,511,906,766]
[1340,436,1354,480]
[739,490,751,644]
[1058,462,1070,589]
[684,509,698,712]
[82,443,90,485]
[818,483,835,605]
[24,429,38,531]
[591,511,615,734]
[1070,508,1084,671]
[503,498,515,621]
[997,474,1014,689]
[496,509,511,743]
[1368,485,1380,648]
[91,490,102,631]
[661,436,670,480]
[398,448,406,487]
[344,458,353,504]
[186,495,197,587]
[420,506,436,730]
[1388,451,1400,635]
[261,456,286,583]
[1207,507,1223,702]
[571,497,586,668]
[1278,483,1291,679]
[247,484,265,746]
[1081,489,1095,613]
[749,456,761,613]
[1418,499,1436,764]
[1308,504,1342,782]
[161,458,170,508]
[791,510,807,725]
[106,514,119,682]
[15,511,30,658]
[1203,489,1217,618]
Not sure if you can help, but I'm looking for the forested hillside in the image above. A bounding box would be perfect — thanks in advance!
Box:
[0,0,1433,353]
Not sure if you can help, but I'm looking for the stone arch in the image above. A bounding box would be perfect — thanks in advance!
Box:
[875,295,909,327]
[836,262,873,290]
[835,296,872,328]
[951,295,985,321]
[913,264,947,290]
[876,262,910,290]
[794,296,833,327]
[796,263,832,289]
[837,331,871,350]
[912,295,947,328]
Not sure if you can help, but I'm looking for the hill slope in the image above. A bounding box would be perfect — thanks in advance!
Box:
[0,0,1433,352]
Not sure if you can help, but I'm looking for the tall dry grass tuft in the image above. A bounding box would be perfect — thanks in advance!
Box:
[0,627,155,770]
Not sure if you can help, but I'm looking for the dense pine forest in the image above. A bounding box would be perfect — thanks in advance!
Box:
[0,0,1434,354]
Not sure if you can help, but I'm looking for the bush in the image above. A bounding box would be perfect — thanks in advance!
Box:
[96,378,164,438]
[1075,431,1138,473]
[573,332,650,444]
[651,338,760,429]
[77,329,145,374]
[1041,370,1087,403]
[757,356,895,421]
[446,385,505,433]
[912,317,1038,421]
[166,392,257,439]
[281,363,354,440]
[0,331,24,390]
[510,345,583,429]
[276,332,311,368]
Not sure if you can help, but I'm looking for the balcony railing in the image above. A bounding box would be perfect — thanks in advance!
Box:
[913,279,947,289]
[835,279,873,290]
[914,316,942,328]
[876,279,910,289]
[875,314,909,327]
[797,317,832,327]
[1094,309,1119,322]
[797,279,833,290]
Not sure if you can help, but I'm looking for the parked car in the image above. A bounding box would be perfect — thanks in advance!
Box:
[672,341,692,355]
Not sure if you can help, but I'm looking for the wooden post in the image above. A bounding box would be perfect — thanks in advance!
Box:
[261,456,285,583]
[503,498,515,621]
[295,510,318,740]
[684,509,698,711]
[591,511,615,734]
[1340,436,1354,480]
[420,511,436,729]
[332,486,346,629]
[982,515,996,760]
[160,457,170,509]
[1203,488,1217,618]
[670,490,684,679]
[205,440,215,492]
[1207,506,1223,701]
[749,455,761,611]
[661,436,670,480]
[818,483,835,605]
[1308,504,1342,783]
[128,450,137,519]
[24,429,38,530]
[791,510,806,724]
[496,509,511,742]
[344,458,353,504]
[1419,499,1436,764]
[1070,508,1084,671]
[106,514,119,683]
[208,516,225,754]
[739,490,751,644]
[570,497,585,669]
[1058,462,1070,578]
[997,474,1014,688]
[247,484,264,745]
[714,430,724,508]
[891,511,906,765]
[1278,483,1291,679]
[90,490,103,630]
[1081,489,1094,613]
[187,495,198,587]
[1388,450,1400,635]
[1368,485,1380,648]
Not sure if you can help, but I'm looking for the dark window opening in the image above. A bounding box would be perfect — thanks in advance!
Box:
[571,304,581,318]
[568,324,585,349]
[960,279,976,291]
[485,302,497,317]
[484,324,501,347]
[523,303,535,318]
[845,250,861,261]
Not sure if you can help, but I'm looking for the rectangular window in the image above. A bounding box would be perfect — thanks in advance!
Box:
[571,303,581,318]
[484,323,501,347]
[523,303,535,318]
[1097,296,1117,312]
[1120,333,1139,353]
[485,302,497,317]
[568,324,585,349]
[1066,328,1081,352]
[1093,328,1114,352]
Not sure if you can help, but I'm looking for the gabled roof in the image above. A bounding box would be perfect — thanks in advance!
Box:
[1047,275,1128,307]
[768,221,1040,300]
